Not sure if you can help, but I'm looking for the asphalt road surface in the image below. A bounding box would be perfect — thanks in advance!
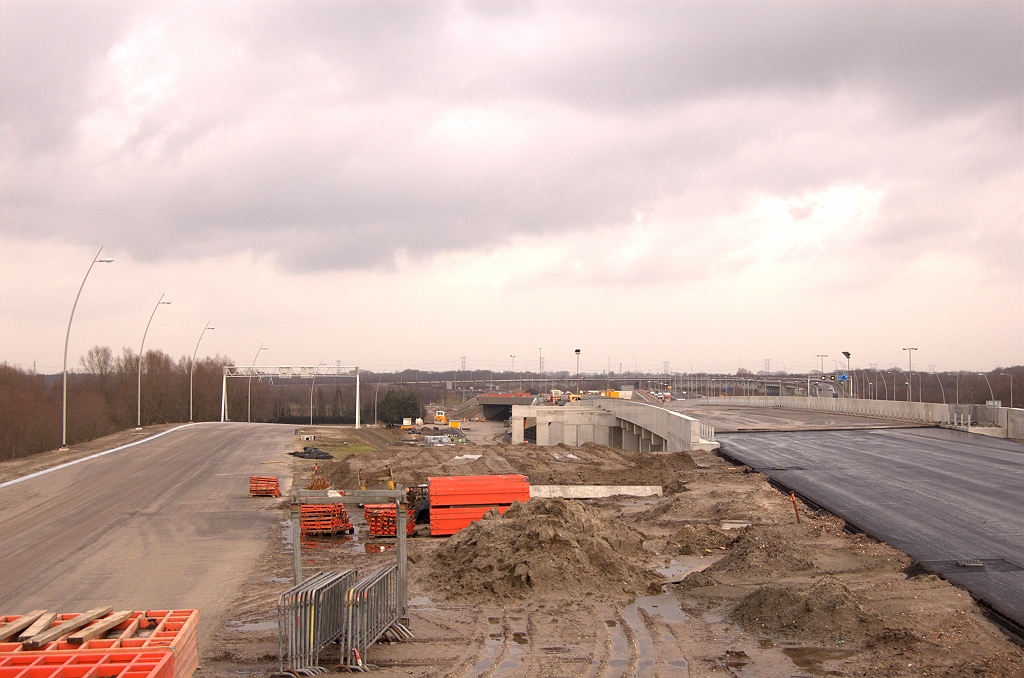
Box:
[0,423,294,648]
[717,427,1024,634]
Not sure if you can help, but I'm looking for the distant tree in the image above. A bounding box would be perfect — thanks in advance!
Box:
[377,390,420,424]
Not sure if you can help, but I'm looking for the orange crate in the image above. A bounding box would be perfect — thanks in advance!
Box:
[0,652,173,678]
[249,476,280,497]
[0,611,198,678]
[429,505,512,536]
[363,505,414,537]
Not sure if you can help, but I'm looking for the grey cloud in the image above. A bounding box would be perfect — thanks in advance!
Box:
[1,1,1020,272]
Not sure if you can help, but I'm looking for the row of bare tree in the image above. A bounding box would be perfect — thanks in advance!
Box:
[0,346,232,460]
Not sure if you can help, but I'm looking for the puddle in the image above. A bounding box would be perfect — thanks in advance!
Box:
[782,648,855,676]
[620,608,656,677]
[468,637,504,675]
[511,632,528,645]
[364,542,394,553]
[488,617,501,625]
[229,621,277,633]
[605,617,630,676]
[656,555,719,582]
[629,594,687,624]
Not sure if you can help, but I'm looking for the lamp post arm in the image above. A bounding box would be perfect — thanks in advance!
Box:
[190,322,213,422]
[137,292,166,430]
[62,247,109,448]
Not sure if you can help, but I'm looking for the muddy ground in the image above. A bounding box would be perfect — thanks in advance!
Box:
[206,427,1023,677]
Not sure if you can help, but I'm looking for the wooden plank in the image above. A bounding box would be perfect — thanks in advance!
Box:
[0,611,46,642]
[18,612,57,642]
[22,606,112,649]
[66,610,133,645]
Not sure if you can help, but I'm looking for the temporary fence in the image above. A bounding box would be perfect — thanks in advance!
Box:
[340,566,413,671]
[299,505,352,536]
[362,505,415,537]
[0,651,174,678]
[0,611,198,678]
[428,475,530,536]
[249,476,281,497]
[277,571,359,674]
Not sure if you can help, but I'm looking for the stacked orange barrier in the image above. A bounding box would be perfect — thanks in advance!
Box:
[299,505,352,535]
[0,611,198,678]
[0,651,173,678]
[249,476,281,497]
[362,504,415,537]
[428,474,530,536]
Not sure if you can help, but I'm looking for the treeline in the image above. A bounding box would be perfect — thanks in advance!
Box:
[1,346,233,460]
[0,347,439,461]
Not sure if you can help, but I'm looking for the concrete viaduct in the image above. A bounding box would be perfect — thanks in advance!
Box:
[510,399,719,453]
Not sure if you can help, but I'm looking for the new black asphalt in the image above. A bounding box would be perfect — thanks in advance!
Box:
[717,427,1024,633]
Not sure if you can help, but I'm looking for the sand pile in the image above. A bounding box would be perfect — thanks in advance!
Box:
[667,523,737,555]
[428,498,658,602]
[706,527,816,578]
[728,576,882,644]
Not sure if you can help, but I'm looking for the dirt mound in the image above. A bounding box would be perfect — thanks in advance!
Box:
[728,576,882,644]
[427,498,658,603]
[667,523,737,555]
[706,527,816,578]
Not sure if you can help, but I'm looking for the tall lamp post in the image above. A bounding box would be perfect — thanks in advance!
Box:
[932,372,946,404]
[61,247,114,449]
[980,373,995,404]
[248,343,268,423]
[189,321,214,422]
[510,354,516,392]
[575,348,582,394]
[374,371,386,426]
[842,351,852,397]
[137,293,171,429]
[1000,373,1013,408]
[902,347,917,402]
[310,360,325,426]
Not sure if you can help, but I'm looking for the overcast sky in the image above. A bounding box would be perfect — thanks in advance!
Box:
[1,0,1021,376]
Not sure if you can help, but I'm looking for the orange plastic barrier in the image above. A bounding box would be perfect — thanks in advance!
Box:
[299,505,352,535]
[429,505,512,536]
[362,505,415,537]
[0,652,173,678]
[427,474,530,536]
[0,611,198,678]
[427,475,529,508]
[248,476,281,497]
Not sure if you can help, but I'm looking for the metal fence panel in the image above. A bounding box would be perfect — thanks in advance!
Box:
[278,570,358,673]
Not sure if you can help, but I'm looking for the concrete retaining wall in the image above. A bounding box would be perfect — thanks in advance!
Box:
[530,485,662,499]
[687,396,1024,441]
[592,399,701,451]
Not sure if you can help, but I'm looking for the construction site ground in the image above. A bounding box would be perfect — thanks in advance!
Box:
[208,423,1023,678]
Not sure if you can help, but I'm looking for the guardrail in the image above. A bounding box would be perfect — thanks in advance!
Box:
[278,571,359,674]
[700,423,715,441]
[340,566,413,671]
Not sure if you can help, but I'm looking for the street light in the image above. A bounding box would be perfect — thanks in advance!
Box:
[902,348,917,402]
[310,360,325,426]
[932,372,946,404]
[575,349,581,395]
[979,373,995,404]
[61,247,113,449]
[842,351,852,397]
[248,344,268,423]
[189,321,214,422]
[137,293,171,429]
[374,371,386,426]
[1000,373,1013,408]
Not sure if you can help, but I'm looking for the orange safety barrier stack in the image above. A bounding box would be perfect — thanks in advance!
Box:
[428,474,530,536]
[0,610,199,678]
[0,652,174,678]
[249,476,281,497]
[362,504,415,537]
[299,504,353,535]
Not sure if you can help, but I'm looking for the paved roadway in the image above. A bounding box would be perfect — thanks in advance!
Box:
[717,428,1024,633]
[0,423,293,648]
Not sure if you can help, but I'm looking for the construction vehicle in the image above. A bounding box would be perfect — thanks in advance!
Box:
[567,393,582,402]
[434,410,448,425]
